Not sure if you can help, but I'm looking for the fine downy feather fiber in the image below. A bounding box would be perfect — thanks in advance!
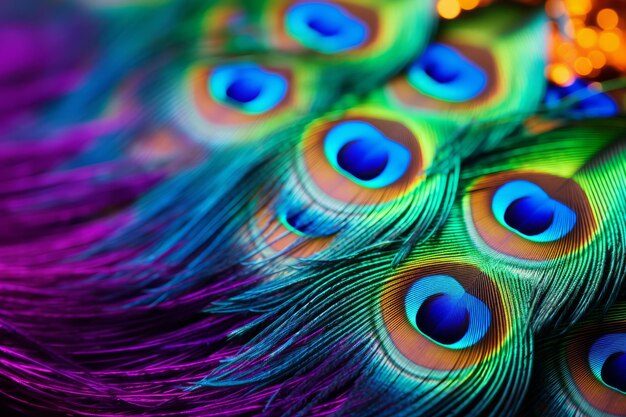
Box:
[2,0,626,416]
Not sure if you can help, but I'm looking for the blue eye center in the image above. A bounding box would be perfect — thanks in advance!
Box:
[336,138,389,181]
[324,121,411,189]
[277,200,341,238]
[225,77,263,104]
[415,293,470,346]
[306,15,342,37]
[601,352,626,394]
[423,61,458,84]
[210,63,288,114]
[407,43,487,102]
[284,208,317,236]
[285,1,369,54]
[405,275,491,349]
[492,180,577,243]
[503,195,555,237]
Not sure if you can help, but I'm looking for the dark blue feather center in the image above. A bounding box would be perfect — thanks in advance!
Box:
[306,15,342,37]
[503,195,555,236]
[285,209,316,236]
[601,351,626,393]
[415,293,470,345]
[423,60,458,84]
[337,138,389,181]
[225,77,263,104]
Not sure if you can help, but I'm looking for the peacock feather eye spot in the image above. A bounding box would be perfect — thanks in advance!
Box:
[588,334,626,396]
[415,293,470,346]
[324,121,410,188]
[249,201,337,260]
[492,180,576,243]
[408,43,487,102]
[285,1,369,53]
[601,352,626,394]
[210,63,288,114]
[551,319,626,416]
[285,210,313,234]
[300,114,424,205]
[545,79,618,119]
[277,201,341,238]
[468,173,596,261]
[381,263,508,372]
[404,275,491,350]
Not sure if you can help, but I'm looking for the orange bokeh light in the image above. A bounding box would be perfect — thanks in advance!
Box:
[437,0,461,19]
[597,8,619,29]
[546,1,626,85]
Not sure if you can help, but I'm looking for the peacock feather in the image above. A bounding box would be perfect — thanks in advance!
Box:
[462,120,626,328]
[197,121,626,417]
[175,3,552,272]
[532,300,626,417]
[2,1,626,417]
[365,3,548,149]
